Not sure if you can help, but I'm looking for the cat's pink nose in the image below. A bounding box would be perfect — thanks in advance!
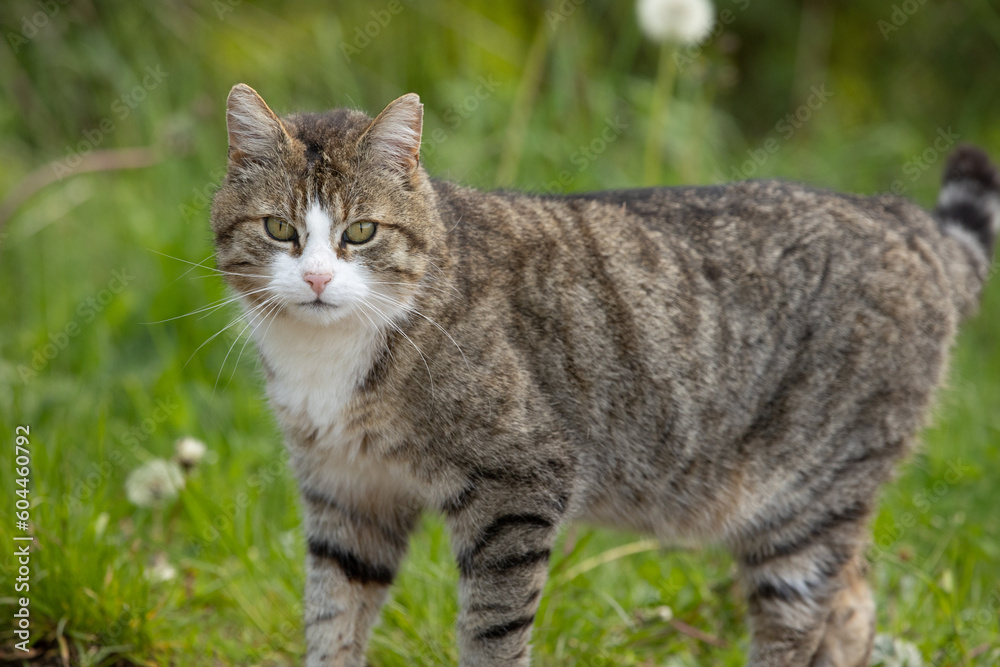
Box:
[303,273,332,295]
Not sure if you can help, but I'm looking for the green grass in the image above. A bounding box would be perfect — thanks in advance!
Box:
[2,1,999,665]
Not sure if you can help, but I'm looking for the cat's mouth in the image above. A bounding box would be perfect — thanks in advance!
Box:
[282,298,354,325]
[300,300,337,309]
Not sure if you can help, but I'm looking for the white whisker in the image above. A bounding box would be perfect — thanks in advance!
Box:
[159,252,216,287]
[352,301,383,339]
[185,311,249,369]
[185,294,277,369]
[191,270,270,280]
[213,295,282,395]
[143,286,272,324]
[146,247,270,280]
[366,279,457,299]
[357,300,434,395]
[366,290,470,372]
[223,297,283,391]
[424,259,463,298]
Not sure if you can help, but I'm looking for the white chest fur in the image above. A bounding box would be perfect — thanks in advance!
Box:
[255,313,377,442]
[254,313,425,509]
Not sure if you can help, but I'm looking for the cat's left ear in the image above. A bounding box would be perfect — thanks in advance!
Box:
[226,83,290,168]
[361,93,423,179]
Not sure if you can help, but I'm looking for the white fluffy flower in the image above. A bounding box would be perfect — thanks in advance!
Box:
[869,634,924,667]
[146,552,178,583]
[637,0,716,45]
[175,436,207,470]
[125,458,185,507]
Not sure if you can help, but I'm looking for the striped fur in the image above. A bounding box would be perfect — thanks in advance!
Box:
[211,85,997,666]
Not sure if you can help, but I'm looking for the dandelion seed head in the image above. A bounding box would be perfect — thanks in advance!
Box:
[869,634,924,667]
[175,436,208,470]
[147,552,178,583]
[125,458,185,507]
[637,0,716,45]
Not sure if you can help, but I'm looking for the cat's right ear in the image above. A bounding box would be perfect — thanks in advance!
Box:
[361,93,423,180]
[225,83,289,168]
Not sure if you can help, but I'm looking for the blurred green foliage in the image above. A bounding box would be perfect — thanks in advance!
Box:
[2,0,999,194]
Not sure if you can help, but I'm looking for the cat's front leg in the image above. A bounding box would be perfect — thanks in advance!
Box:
[300,484,419,667]
[443,470,568,667]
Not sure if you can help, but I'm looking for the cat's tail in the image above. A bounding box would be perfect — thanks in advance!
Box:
[934,144,999,317]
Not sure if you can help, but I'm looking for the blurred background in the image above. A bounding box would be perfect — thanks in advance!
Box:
[1,1,998,665]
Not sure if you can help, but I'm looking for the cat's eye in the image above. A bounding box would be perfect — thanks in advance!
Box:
[344,220,377,244]
[264,216,297,242]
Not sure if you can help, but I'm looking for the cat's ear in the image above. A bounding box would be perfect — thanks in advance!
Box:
[225,83,289,168]
[361,93,423,178]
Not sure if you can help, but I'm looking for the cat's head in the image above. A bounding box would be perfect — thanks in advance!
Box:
[210,84,441,329]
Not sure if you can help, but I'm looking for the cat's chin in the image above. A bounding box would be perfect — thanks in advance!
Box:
[284,301,357,327]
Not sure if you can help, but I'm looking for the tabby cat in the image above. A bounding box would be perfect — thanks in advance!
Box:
[210,83,998,666]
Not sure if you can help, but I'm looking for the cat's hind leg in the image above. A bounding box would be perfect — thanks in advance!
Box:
[736,504,875,667]
[807,557,875,667]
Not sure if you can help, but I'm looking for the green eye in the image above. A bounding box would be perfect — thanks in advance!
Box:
[264,216,297,242]
[344,220,377,244]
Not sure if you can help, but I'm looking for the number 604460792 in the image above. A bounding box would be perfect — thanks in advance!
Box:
[15,426,30,516]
